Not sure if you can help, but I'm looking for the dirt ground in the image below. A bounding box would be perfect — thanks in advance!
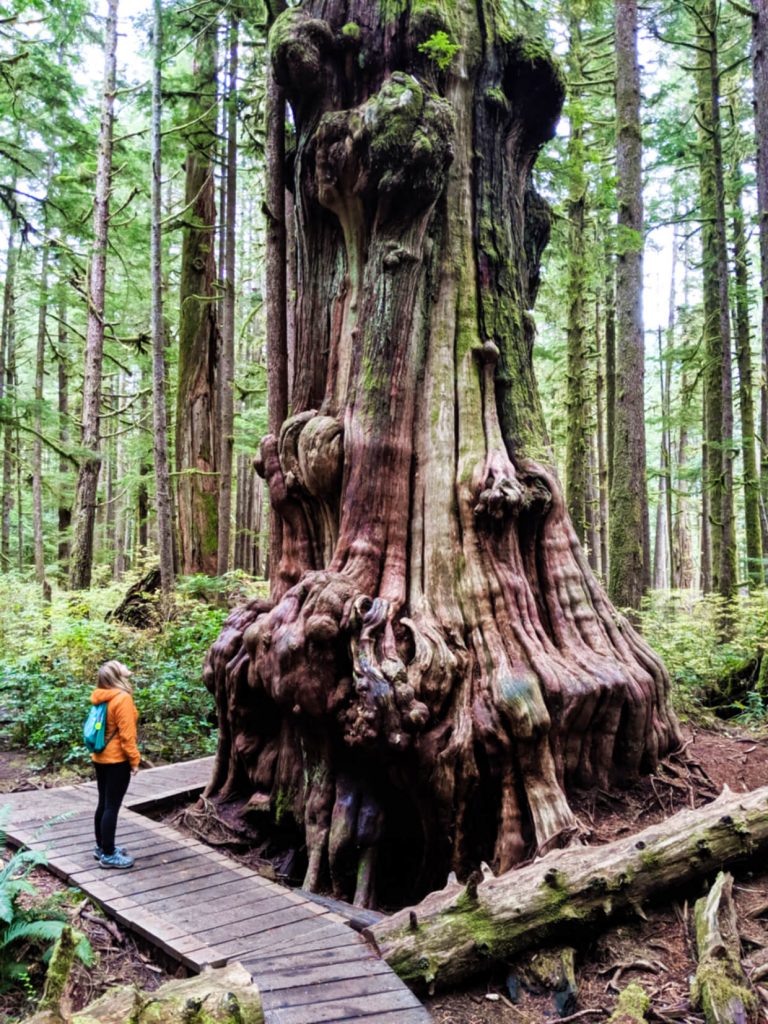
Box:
[2,722,768,1023]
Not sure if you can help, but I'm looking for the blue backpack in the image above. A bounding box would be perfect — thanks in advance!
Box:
[83,703,116,753]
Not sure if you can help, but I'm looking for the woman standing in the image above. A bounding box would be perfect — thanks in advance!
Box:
[91,660,140,868]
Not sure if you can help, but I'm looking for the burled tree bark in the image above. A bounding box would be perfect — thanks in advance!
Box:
[204,0,681,910]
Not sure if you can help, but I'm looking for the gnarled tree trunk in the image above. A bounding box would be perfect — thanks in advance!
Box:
[204,0,681,911]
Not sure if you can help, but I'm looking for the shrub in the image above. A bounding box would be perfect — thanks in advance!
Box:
[0,573,265,770]
[638,589,768,722]
[0,813,93,993]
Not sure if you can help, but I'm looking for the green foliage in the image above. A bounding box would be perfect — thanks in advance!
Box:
[0,573,251,769]
[638,591,768,721]
[0,814,93,994]
[417,31,461,70]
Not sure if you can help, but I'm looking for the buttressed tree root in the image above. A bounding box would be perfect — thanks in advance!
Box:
[204,0,682,910]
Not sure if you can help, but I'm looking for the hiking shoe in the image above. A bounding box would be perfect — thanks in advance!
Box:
[93,845,127,861]
[99,850,134,869]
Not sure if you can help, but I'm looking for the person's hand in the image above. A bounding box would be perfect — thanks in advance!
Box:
[131,767,139,776]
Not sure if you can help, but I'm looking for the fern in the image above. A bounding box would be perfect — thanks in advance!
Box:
[0,810,94,994]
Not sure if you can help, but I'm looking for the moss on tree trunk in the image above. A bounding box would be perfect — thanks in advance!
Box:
[204,0,681,910]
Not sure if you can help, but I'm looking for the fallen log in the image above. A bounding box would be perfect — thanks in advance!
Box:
[26,963,263,1024]
[367,784,768,991]
[691,871,758,1024]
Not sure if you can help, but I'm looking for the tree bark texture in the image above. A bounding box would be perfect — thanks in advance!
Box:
[216,15,239,577]
[68,0,118,590]
[752,0,768,560]
[609,0,648,611]
[696,0,736,602]
[57,293,71,579]
[564,17,591,554]
[595,289,609,578]
[1,217,17,567]
[265,0,289,585]
[33,238,50,586]
[176,7,220,576]
[204,0,681,911]
[368,785,768,992]
[732,171,763,588]
[151,0,176,604]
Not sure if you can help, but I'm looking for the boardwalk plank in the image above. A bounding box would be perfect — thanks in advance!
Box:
[243,945,376,975]
[264,974,407,1010]
[261,959,393,992]
[258,988,422,1024]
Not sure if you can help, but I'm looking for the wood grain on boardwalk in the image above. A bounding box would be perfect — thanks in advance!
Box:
[1,758,430,1024]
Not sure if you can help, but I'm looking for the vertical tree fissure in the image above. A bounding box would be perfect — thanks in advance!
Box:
[205,0,681,911]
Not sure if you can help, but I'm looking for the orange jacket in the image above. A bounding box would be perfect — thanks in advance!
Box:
[90,688,140,768]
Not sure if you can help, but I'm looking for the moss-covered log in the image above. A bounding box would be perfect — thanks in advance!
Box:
[204,0,681,910]
[367,785,768,992]
[25,964,263,1024]
[608,983,650,1024]
[692,871,758,1024]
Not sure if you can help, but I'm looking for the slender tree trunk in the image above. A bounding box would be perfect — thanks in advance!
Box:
[752,0,768,559]
[664,246,676,589]
[265,0,289,586]
[216,15,239,577]
[176,6,220,575]
[32,238,51,586]
[15,425,22,569]
[1,217,17,568]
[586,433,600,573]
[595,285,609,579]
[57,293,71,579]
[654,328,670,590]
[205,1,681,910]
[69,0,118,590]
[605,261,616,504]
[676,239,694,589]
[732,171,763,587]
[610,0,648,610]
[151,0,175,606]
[701,395,712,591]
[564,17,590,553]
[696,0,737,602]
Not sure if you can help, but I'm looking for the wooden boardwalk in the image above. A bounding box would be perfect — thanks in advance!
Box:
[2,759,430,1024]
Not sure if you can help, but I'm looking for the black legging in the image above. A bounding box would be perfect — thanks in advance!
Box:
[94,761,131,855]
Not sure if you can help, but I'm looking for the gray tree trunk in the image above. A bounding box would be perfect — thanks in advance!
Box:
[610,0,648,610]
[151,0,175,606]
[33,237,51,586]
[68,0,118,589]
[216,15,239,577]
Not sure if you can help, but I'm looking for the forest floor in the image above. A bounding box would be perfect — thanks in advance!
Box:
[2,722,768,1023]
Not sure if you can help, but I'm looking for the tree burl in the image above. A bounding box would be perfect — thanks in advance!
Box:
[204,0,681,909]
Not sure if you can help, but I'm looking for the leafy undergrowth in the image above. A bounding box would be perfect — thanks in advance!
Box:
[0,569,268,773]
[637,589,768,726]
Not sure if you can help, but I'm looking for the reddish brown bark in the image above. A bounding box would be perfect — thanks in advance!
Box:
[176,8,220,576]
[204,0,681,910]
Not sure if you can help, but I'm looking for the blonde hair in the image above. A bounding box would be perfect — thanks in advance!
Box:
[98,660,134,695]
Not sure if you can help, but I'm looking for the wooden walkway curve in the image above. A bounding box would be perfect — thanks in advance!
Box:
[2,758,430,1024]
